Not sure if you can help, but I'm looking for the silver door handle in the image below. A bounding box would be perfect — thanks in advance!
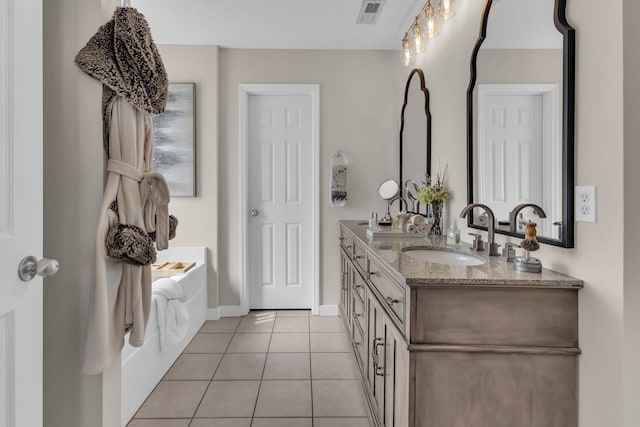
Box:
[18,256,59,282]
[250,210,259,217]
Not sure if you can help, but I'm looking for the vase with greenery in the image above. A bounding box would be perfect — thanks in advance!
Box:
[417,165,449,235]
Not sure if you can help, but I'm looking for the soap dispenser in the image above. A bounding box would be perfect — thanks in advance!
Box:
[447,221,460,246]
[514,222,542,273]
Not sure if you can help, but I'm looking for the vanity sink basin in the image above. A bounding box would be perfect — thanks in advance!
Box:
[401,247,485,266]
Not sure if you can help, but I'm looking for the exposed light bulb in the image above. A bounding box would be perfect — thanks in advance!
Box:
[440,0,456,20]
[424,1,440,39]
[412,19,426,54]
[401,34,415,67]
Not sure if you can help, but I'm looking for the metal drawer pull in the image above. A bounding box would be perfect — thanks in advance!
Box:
[352,283,363,289]
[372,337,384,376]
[366,271,376,279]
[385,296,400,306]
[354,255,363,260]
[354,312,361,318]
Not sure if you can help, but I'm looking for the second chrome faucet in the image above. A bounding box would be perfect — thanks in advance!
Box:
[460,203,501,256]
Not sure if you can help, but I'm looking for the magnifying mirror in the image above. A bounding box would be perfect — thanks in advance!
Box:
[404,180,420,212]
[378,180,400,224]
[378,180,400,200]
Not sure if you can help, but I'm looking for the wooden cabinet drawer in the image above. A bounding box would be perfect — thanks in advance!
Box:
[353,240,366,272]
[352,317,367,372]
[351,268,366,303]
[352,288,366,335]
[367,257,405,325]
[339,229,354,258]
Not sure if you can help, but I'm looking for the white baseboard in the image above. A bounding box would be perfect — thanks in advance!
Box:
[219,305,248,317]
[207,308,220,320]
[318,305,339,316]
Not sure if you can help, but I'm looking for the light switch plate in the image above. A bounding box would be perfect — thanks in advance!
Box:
[575,186,596,222]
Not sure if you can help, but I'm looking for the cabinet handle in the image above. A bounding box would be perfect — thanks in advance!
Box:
[385,296,400,306]
[372,337,384,376]
[339,237,345,242]
[354,312,361,318]
[354,255,363,260]
[366,271,376,279]
[352,283,363,289]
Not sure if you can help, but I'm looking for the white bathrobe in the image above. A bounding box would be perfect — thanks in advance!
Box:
[82,97,170,375]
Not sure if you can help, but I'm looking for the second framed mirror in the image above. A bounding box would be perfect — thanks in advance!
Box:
[400,68,431,213]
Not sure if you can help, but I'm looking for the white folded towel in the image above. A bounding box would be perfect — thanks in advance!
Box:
[152,278,189,352]
[410,215,424,226]
[407,224,418,233]
[418,223,430,233]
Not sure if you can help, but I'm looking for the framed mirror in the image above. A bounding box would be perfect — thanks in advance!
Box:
[466,0,575,247]
[400,68,432,212]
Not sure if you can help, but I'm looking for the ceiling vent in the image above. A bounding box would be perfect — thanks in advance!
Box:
[356,0,386,25]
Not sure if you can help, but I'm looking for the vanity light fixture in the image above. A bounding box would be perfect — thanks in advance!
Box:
[401,0,457,66]
[412,17,426,54]
[422,0,440,39]
[401,34,415,67]
[440,0,456,20]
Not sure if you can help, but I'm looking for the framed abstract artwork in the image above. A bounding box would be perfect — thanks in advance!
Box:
[153,82,197,197]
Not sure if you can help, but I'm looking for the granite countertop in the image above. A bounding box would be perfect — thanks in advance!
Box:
[340,220,583,289]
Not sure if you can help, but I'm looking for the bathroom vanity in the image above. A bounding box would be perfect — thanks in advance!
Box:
[338,220,582,427]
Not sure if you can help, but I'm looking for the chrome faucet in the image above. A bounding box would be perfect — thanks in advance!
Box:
[508,203,547,233]
[460,203,500,256]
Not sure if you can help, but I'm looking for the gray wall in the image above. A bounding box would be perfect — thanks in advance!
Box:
[218,49,401,308]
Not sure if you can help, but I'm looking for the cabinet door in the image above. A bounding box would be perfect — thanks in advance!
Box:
[339,252,351,322]
[367,293,385,421]
[383,313,408,427]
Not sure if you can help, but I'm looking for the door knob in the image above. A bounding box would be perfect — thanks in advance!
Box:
[250,210,259,217]
[18,256,60,282]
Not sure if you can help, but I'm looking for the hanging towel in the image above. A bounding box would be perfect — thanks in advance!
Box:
[152,278,189,352]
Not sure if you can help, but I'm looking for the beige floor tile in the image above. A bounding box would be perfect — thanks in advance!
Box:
[268,333,310,353]
[273,317,309,333]
[190,419,252,427]
[200,318,241,333]
[276,310,311,317]
[227,333,272,353]
[310,316,344,333]
[313,418,371,427]
[135,381,208,419]
[251,418,312,427]
[254,380,312,417]
[164,354,223,380]
[127,419,191,427]
[184,333,232,353]
[311,353,358,379]
[310,333,351,353]
[195,381,260,418]
[237,316,275,333]
[213,353,266,380]
[312,380,369,417]
[263,353,310,380]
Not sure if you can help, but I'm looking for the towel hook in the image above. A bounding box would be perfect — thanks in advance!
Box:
[121,0,132,7]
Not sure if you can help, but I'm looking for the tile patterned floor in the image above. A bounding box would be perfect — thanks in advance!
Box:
[129,310,372,427]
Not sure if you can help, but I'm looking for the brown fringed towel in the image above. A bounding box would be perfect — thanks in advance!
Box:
[75,7,168,154]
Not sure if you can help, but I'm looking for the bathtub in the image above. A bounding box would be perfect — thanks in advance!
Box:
[121,246,208,426]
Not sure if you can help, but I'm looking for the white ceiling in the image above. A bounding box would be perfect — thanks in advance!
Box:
[132,0,424,50]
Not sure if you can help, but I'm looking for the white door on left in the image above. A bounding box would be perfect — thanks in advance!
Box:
[0,0,51,426]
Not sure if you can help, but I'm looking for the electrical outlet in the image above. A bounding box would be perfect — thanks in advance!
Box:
[575,186,596,222]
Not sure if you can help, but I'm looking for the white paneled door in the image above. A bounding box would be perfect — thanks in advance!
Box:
[0,0,46,426]
[247,93,314,309]
[480,93,544,231]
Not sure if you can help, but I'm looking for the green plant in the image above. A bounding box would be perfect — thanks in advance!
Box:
[417,164,449,205]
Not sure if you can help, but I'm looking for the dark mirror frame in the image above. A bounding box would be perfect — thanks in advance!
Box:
[466,0,575,248]
[400,68,432,203]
